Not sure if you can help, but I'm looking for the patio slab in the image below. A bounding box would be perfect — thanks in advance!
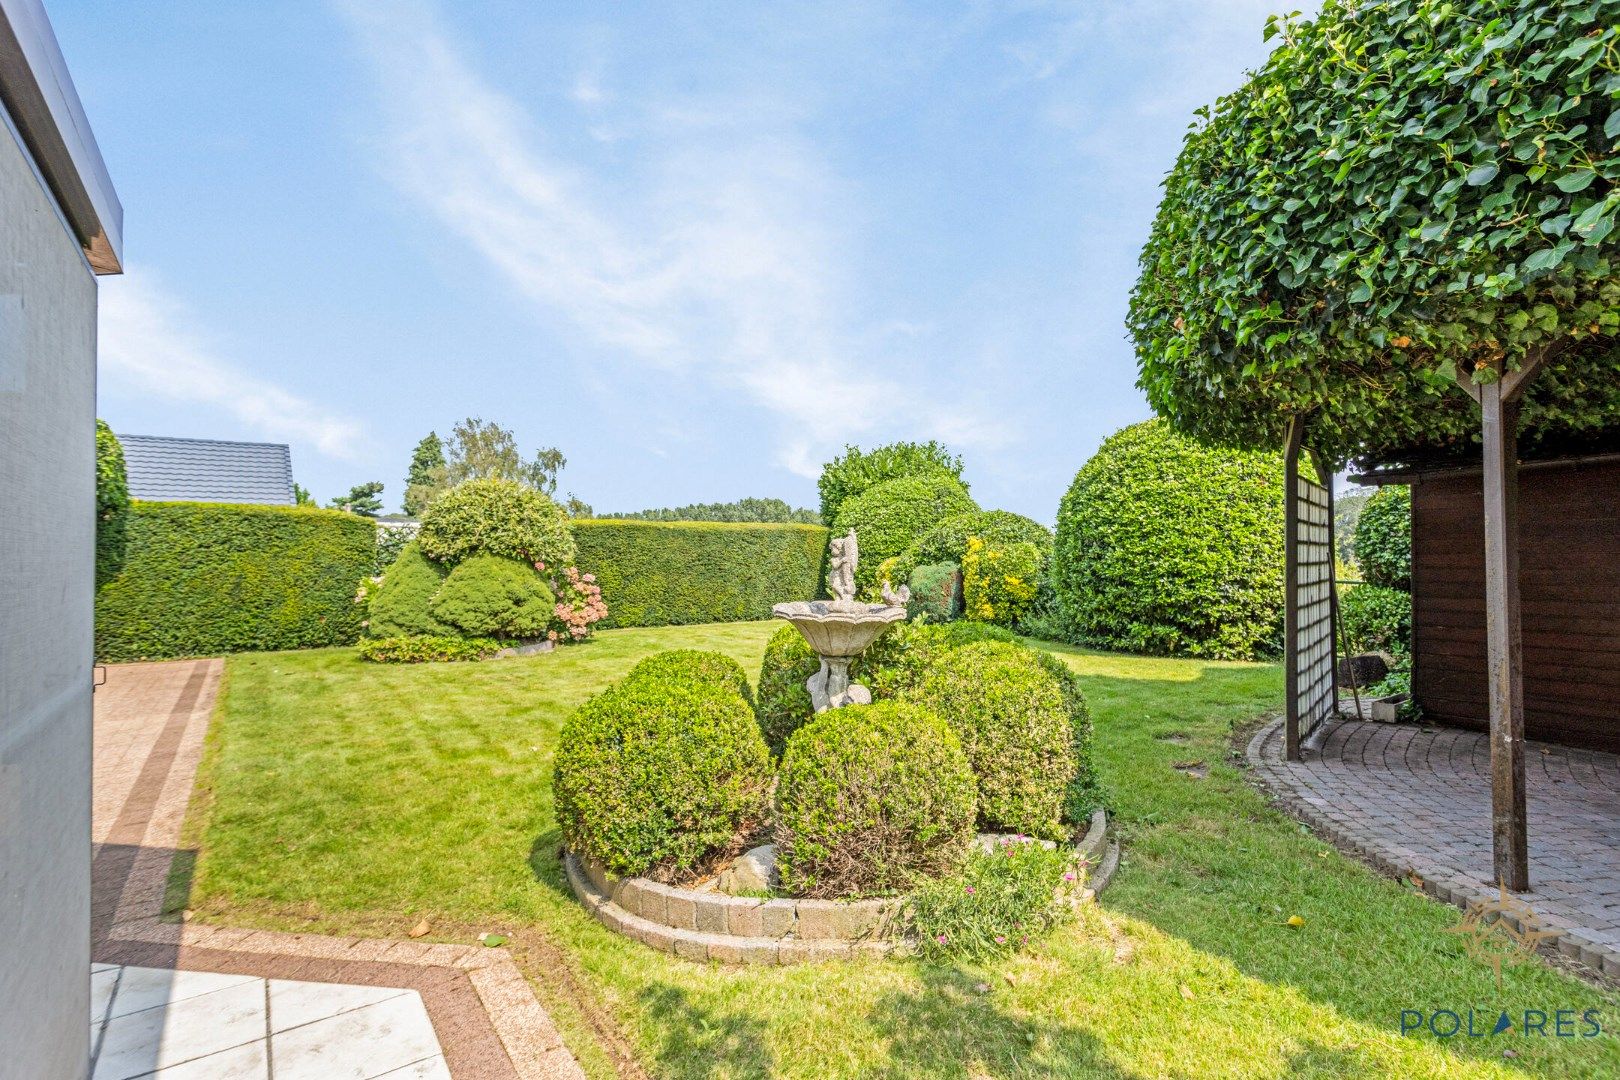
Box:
[1248,716,1620,980]
[89,964,447,1079]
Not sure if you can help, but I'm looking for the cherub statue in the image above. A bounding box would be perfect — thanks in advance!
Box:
[827,529,859,607]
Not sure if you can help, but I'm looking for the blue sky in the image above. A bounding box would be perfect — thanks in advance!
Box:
[56,0,1294,520]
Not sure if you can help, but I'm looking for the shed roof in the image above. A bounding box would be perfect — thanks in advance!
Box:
[0,0,122,272]
[119,434,294,505]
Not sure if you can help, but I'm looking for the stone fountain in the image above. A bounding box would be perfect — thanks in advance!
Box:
[772,530,909,711]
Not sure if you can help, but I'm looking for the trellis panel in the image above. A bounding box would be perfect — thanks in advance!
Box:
[1285,424,1338,760]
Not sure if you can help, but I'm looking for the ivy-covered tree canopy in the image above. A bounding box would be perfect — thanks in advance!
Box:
[1131,0,1620,465]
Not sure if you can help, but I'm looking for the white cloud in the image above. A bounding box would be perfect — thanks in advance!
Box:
[334,0,1007,477]
[98,274,368,462]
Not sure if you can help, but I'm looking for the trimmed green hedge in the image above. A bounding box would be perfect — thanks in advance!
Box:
[96,502,377,660]
[572,520,828,628]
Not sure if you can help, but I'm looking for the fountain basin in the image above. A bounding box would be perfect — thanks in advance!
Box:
[772,600,907,712]
[770,601,907,658]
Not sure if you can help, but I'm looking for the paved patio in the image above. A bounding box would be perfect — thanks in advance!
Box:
[91,964,446,1079]
[92,659,585,1079]
[1248,717,1620,980]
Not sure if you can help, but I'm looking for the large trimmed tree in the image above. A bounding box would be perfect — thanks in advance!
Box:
[1131,0,1620,892]
[1131,0,1620,464]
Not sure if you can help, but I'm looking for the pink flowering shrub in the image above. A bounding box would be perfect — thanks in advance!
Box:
[536,561,608,642]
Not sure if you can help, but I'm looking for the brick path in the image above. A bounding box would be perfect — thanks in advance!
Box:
[92,659,585,1079]
[1248,717,1620,980]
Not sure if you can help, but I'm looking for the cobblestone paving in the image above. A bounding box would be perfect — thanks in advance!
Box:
[1249,717,1620,980]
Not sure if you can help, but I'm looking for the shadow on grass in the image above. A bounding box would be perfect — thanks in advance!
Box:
[864,963,1141,1080]
[636,983,777,1079]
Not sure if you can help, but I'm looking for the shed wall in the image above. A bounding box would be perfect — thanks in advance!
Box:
[1412,459,1620,752]
[0,102,98,1078]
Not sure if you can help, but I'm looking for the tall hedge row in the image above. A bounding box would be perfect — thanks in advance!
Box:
[96,502,377,660]
[572,520,828,628]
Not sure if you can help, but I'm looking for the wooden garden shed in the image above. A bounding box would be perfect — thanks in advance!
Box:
[1351,449,1620,755]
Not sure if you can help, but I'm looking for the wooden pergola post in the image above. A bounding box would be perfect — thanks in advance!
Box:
[1457,351,1547,892]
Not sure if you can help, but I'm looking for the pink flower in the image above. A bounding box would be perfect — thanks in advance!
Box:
[994,935,1006,944]
[964,886,975,895]
[1063,872,1076,882]
[582,573,596,583]
[935,934,947,944]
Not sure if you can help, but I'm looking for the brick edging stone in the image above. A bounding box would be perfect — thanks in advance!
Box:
[564,809,1114,965]
[1244,717,1620,982]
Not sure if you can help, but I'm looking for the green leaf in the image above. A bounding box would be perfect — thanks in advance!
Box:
[1555,170,1597,193]
[1606,108,1620,140]
[1465,163,1499,186]
[1348,282,1373,303]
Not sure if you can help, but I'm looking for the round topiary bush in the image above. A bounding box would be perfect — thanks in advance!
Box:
[755,626,821,755]
[888,509,1052,587]
[1052,420,1285,660]
[417,477,577,568]
[832,473,978,591]
[428,553,555,638]
[1339,584,1412,657]
[626,650,754,706]
[554,677,772,880]
[776,701,976,898]
[1355,487,1411,591]
[906,562,961,622]
[366,542,455,638]
[859,619,1020,700]
[817,440,965,525]
[904,641,1078,840]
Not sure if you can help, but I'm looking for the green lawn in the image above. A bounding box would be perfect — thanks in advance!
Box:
[180,621,1619,1078]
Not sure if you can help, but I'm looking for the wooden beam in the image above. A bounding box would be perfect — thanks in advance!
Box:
[1453,346,1549,892]
[1284,416,1304,762]
[1480,380,1529,891]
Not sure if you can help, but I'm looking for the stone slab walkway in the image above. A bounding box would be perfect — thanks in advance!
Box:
[92,659,585,1080]
[1248,716,1620,980]
[91,964,447,1079]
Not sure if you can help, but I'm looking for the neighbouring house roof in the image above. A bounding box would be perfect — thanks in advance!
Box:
[119,434,295,505]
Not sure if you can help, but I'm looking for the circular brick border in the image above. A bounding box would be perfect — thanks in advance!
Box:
[564,809,1115,965]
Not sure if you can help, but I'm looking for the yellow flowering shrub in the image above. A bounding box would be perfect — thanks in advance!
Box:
[961,538,1040,627]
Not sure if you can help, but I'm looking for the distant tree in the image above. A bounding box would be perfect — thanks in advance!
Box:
[329,481,384,517]
[404,418,566,511]
[562,494,594,518]
[401,432,445,516]
[602,497,818,524]
[293,483,315,507]
[1333,488,1373,568]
